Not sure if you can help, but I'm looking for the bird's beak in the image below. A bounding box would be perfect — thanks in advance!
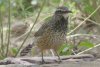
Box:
[64,10,72,13]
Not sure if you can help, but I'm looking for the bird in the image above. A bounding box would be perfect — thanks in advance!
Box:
[20,6,72,63]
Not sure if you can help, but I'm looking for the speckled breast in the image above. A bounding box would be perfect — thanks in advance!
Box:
[35,29,66,51]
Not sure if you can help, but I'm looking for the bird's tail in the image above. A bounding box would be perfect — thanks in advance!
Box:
[20,44,33,56]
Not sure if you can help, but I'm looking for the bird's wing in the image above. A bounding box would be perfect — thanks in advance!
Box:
[34,16,53,37]
[34,21,50,37]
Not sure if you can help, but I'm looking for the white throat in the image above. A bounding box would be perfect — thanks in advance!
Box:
[63,14,69,18]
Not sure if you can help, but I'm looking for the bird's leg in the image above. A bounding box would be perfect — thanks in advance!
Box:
[54,49,62,63]
[41,51,45,64]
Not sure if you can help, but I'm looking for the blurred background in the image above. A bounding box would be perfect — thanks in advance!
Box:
[0,0,100,59]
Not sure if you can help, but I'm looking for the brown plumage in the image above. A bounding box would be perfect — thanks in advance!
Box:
[20,6,72,63]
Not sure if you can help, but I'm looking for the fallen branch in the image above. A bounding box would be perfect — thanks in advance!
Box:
[0,54,94,65]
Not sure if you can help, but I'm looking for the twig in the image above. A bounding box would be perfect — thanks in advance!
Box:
[0,6,4,56]
[59,0,64,6]
[14,0,46,57]
[77,43,100,55]
[74,16,100,26]
[68,5,100,35]
[66,34,100,39]
[6,0,11,57]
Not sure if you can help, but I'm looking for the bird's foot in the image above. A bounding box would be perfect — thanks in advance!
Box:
[56,59,62,64]
[40,59,46,64]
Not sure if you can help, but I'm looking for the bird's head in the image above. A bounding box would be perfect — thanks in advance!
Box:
[55,6,72,18]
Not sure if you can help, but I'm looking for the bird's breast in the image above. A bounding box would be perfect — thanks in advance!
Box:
[35,30,66,51]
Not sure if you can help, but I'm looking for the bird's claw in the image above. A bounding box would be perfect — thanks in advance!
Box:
[40,59,46,64]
